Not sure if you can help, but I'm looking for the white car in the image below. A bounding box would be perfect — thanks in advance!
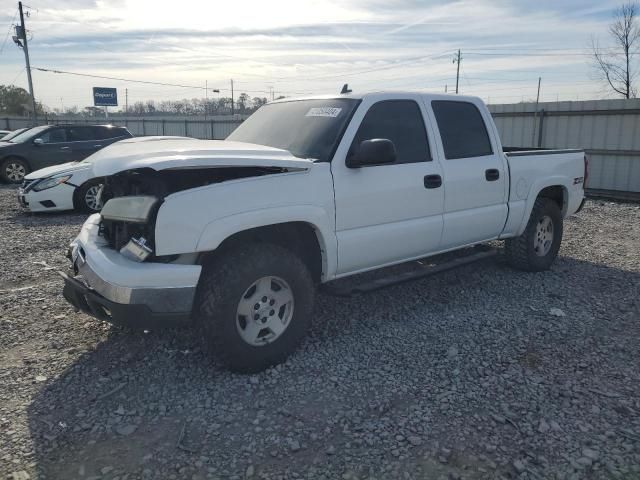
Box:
[19,160,104,213]
[18,136,188,213]
[62,91,587,372]
[0,129,12,140]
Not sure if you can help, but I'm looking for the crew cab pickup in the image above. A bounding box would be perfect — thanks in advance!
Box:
[61,92,587,372]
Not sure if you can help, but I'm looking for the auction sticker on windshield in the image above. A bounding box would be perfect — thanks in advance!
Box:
[305,107,342,118]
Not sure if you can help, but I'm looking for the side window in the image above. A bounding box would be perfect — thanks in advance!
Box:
[431,101,493,159]
[38,128,67,143]
[352,100,431,164]
[99,127,127,139]
[67,126,97,142]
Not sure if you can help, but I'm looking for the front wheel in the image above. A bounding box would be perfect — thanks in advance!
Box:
[505,197,563,272]
[196,243,315,373]
[1,157,29,183]
[75,179,105,213]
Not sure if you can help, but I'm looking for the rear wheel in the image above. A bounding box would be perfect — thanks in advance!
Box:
[75,179,104,213]
[1,157,29,183]
[197,243,315,373]
[505,197,563,272]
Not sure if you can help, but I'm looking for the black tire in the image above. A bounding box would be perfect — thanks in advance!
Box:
[1,157,29,183]
[505,197,563,272]
[196,243,315,373]
[74,179,104,213]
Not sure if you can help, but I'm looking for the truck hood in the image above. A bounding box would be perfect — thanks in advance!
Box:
[25,161,91,180]
[89,138,313,177]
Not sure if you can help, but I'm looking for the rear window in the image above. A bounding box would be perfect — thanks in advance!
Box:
[431,100,493,159]
[99,127,129,139]
[67,126,97,142]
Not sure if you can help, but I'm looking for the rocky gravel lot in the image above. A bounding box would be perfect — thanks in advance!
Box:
[1,183,639,480]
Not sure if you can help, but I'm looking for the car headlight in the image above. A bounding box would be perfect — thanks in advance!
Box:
[33,174,72,192]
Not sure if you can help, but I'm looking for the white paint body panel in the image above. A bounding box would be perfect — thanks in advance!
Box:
[21,161,94,212]
[331,93,445,274]
[155,164,337,278]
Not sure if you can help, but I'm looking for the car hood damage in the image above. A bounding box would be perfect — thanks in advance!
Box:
[89,138,313,177]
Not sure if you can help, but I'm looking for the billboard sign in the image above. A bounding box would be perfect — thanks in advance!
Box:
[93,87,118,107]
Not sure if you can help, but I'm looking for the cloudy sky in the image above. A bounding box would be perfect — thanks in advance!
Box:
[0,0,631,110]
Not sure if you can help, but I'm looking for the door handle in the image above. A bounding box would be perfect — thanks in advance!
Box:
[60,146,70,150]
[485,169,500,181]
[93,145,102,148]
[424,174,442,189]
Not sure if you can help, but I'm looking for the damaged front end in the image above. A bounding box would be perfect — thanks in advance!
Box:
[99,166,287,261]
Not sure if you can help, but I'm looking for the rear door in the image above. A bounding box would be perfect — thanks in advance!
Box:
[67,126,103,161]
[332,96,444,275]
[428,99,508,249]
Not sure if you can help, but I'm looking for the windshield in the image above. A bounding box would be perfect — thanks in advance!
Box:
[9,125,49,143]
[1,128,28,141]
[227,98,360,162]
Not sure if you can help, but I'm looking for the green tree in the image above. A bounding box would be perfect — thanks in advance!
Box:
[252,97,268,109]
[0,84,44,115]
[237,93,250,113]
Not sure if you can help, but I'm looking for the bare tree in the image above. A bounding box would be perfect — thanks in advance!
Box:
[591,2,640,98]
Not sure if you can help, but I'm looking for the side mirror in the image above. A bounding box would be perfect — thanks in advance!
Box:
[347,139,396,168]
[33,138,43,146]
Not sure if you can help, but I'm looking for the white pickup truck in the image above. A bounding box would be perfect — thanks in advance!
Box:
[61,91,587,372]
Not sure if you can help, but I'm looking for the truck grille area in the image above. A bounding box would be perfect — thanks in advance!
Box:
[100,220,154,252]
[99,169,164,255]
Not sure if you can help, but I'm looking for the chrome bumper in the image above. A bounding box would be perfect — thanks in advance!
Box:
[72,249,196,313]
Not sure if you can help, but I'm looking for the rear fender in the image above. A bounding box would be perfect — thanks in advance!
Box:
[516,177,571,236]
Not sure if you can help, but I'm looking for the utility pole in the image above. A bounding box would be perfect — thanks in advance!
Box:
[125,88,128,115]
[205,80,208,119]
[230,79,234,116]
[445,84,448,93]
[531,77,541,147]
[16,2,37,123]
[453,49,462,94]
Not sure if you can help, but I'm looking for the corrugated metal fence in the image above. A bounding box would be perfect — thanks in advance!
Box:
[1,115,246,140]
[4,98,640,198]
[489,98,640,199]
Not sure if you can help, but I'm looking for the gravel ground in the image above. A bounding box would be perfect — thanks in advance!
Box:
[1,183,639,480]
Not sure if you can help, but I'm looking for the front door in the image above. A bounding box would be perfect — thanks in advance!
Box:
[428,99,508,249]
[32,127,74,168]
[332,97,444,275]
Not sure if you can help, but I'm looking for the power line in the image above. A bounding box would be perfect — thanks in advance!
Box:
[9,66,25,84]
[32,66,309,96]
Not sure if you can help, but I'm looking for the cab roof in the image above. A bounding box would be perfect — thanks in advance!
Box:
[270,90,484,105]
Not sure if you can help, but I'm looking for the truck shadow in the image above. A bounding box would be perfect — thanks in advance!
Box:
[24,255,640,479]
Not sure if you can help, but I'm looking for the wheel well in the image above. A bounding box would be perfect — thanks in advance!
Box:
[538,185,566,215]
[201,222,324,283]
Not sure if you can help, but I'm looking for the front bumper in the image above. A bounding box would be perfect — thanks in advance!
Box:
[18,182,76,212]
[62,214,202,329]
[61,271,192,329]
